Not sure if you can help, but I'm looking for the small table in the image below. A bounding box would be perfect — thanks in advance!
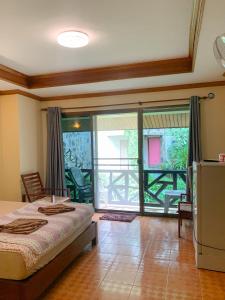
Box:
[164,190,186,214]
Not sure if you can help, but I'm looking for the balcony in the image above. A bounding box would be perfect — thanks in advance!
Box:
[75,168,186,214]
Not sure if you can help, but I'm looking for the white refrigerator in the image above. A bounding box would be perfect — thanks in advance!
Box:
[193,161,225,272]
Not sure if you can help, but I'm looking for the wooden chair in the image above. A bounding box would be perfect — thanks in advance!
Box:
[21,172,70,202]
[178,166,193,238]
[178,193,192,238]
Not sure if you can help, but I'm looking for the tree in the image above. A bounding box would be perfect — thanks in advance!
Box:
[164,128,189,170]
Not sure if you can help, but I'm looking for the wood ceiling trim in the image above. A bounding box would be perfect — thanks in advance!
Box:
[189,0,205,70]
[1,79,225,101]
[0,89,41,100]
[28,57,192,89]
[0,57,192,89]
[40,80,225,101]
[0,64,28,87]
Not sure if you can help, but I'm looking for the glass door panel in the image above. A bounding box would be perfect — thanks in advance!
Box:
[142,107,189,214]
[62,115,94,203]
[93,112,140,212]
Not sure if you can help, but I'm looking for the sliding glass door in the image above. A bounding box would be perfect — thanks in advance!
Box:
[62,115,94,203]
[142,107,189,215]
[61,107,189,215]
[93,112,140,212]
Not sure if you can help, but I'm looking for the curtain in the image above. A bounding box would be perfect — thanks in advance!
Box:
[188,96,202,166]
[187,96,202,199]
[46,107,66,196]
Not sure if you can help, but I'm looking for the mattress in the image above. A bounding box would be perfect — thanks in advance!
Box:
[0,200,94,280]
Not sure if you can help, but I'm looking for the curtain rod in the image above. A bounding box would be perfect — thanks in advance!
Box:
[41,93,215,112]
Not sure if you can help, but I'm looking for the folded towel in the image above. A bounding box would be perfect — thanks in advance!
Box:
[38,203,75,216]
[0,218,48,234]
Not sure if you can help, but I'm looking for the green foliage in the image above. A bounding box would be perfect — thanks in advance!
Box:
[124,127,189,171]
[124,129,138,159]
[163,128,189,170]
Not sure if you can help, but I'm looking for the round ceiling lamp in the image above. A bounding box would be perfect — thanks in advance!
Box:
[213,33,225,68]
[57,31,89,48]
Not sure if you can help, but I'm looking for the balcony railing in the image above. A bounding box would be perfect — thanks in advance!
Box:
[143,169,186,209]
[76,168,186,212]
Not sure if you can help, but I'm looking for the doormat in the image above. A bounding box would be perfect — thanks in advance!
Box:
[99,213,136,222]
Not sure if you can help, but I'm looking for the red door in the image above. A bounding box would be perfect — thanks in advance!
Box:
[148,137,161,166]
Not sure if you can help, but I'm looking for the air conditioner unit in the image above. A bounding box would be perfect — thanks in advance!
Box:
[213,33,225,68]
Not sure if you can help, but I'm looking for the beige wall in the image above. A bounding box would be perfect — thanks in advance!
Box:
[0,84,224,201]
[19,95,43,176]
[0,94,43,201]
[41,85,225,161]
[0,95,21,201]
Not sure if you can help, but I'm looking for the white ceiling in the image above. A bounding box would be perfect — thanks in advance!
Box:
[0,0,191,75]
[0,0,225,97]
[0,80,19,90]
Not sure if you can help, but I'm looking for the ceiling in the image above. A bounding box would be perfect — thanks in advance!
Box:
[0,0,225,98]
[0,0,191,74]
[93,110,189,131]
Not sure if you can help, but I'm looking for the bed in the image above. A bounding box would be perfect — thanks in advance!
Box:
[0,200,97,300]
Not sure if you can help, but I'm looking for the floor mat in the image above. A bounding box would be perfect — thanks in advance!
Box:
[99,213,136,222]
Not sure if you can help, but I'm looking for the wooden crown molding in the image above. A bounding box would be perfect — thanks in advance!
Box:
[1,80,225,102]
[0,89,41,100]
[189,0,205,70]
[41,80,225,101]
[0,64,28,87]
[0,57,192,89]
[28,57,192,89]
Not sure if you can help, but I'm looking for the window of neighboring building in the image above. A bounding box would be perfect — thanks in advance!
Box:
[148,137,161,166]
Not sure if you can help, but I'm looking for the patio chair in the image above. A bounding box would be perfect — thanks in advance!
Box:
[178,194,192,237]
[21,172,70,203]
[65,167,93,203]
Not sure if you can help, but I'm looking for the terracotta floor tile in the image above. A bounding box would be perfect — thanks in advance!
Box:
[166,276,201,299]
[110,262,140,272]
[129,286,166,300]
[168,262,198,276]
[134,271,168,288]
[104,269,137,285]
[43,214,225,300]
[43,281,100,300]
[97,282,132,300]
[145,249,171,260]
[113,254,142,265]
[140,259,170,274]
[165,290,202,300]
[100,243,143,257]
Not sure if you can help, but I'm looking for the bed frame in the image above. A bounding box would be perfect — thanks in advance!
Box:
[0,221,98,300]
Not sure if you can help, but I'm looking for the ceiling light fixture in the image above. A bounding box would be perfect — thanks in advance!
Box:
[57,31,89,48]
[72,121,81,129]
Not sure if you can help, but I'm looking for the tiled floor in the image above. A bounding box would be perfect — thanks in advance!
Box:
[43,214,225,300]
